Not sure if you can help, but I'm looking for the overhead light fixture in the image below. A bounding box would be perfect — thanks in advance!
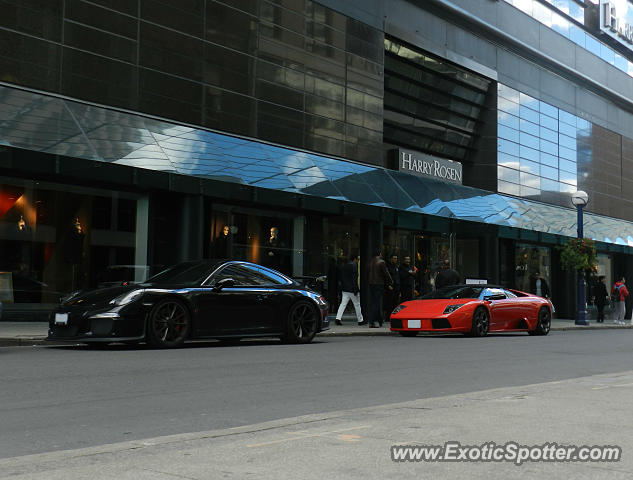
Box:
[18,215,25,231]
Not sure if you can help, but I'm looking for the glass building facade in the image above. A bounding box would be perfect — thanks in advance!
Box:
[497,83,588,205]
[0,0,384,164]
[2,0,633,321]
[503,0,633,75]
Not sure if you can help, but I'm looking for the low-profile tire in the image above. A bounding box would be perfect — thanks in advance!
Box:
[146,298,191,348]
[399,331,418,337]
[283,301,318,344]
[469,307,489,337]
[528,307,551,336]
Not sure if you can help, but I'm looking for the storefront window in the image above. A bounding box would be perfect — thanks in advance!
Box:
[456,238,480,281]
[383,229,472,296]
[208,205,300,277]
[0,179,141,320]
[514,243,551,294]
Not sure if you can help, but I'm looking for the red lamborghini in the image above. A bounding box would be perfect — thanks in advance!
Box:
[390,284,552,337]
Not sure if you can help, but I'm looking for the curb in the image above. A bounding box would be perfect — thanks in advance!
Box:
[1,324,631,347]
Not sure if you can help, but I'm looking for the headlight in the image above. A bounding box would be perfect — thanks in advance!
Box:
[443,304,465,314]
[110,289,144,306]
[392,304,407,314]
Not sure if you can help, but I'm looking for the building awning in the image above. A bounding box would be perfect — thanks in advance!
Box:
[1,84,632,247]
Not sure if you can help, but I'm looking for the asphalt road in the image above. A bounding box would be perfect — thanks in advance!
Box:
[2,329,633,460]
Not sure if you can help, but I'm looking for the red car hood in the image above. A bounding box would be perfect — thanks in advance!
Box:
[395,299,474,316]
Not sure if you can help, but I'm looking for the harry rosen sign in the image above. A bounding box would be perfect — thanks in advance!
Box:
[398,148,463,184]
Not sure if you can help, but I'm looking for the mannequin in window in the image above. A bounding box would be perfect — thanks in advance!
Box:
[63,217,85,265]
[215,225,230,259]
[265,226,284,271]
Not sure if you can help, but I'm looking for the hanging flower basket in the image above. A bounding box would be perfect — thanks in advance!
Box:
[558,238,597,273]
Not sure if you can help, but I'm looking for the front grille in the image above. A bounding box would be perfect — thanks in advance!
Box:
[49,325,80,337]
[391,319,403,329]
[49,310,90,337]
[432,318,451,329]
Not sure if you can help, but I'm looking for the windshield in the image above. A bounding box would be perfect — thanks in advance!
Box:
[419,285,483,300]
[143,261,221,286]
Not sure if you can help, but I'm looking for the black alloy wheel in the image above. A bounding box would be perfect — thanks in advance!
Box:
[528,307,551,336]
[469,307,490,337]
[146,299,191,348]
[284,301,318,344]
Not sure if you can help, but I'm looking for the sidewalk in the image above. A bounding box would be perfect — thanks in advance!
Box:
[0,316,631,347]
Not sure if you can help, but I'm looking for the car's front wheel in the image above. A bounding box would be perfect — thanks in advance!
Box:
[283,301,318,344]
[469,307,489,337]
[146,298,191,348]
[528,307,551,336]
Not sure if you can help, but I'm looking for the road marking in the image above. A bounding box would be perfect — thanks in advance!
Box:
[247,425,370,448]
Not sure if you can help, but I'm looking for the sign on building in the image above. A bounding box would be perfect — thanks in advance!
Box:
[394,148,463,184]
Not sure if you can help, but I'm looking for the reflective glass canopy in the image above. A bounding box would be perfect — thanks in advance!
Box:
[2,85,633,246]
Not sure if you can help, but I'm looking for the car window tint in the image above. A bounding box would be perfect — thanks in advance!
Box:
[212,264,257,285]
[146,261,217,285]
[419,286,482,299]
[504,290,517,298]
[211,264,275,286]
[482,288,507,299]
[255,266,291,285]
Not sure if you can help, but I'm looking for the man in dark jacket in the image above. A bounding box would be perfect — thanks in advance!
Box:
[368,250,393,328]
[435,259,460,289]
[593,275,608,323]
[384,254,400,323]
[334,253,363,325]
[399,255,417,302]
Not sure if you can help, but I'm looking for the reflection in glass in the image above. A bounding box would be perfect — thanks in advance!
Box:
[497,83,586,205]
[503,0,633,78]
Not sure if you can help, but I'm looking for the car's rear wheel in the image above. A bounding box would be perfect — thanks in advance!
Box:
[399,331,418,337]
[146,298,190,348]
[283,301,318,344]
[469,307,489,337]
[528,307,551,336]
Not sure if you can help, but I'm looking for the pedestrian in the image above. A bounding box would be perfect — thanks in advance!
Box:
[434,259,460,289]
[334,253,363,326]
[384,254,400,323]
[593,275,608,323]
[530,271,550,298]
[399,255,417,302]
[368,249,393,328]
[611,276,629,325]
[417,263,432,297]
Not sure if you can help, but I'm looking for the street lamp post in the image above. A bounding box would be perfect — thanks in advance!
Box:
[571,190,589,326]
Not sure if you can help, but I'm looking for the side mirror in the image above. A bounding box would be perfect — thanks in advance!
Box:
[213,277,235,292]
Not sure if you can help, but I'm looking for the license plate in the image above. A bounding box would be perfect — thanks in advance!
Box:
[55,313,69,325]
[407,319,421,329]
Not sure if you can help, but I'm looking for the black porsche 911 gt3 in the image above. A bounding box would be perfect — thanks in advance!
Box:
[47,260,329,348]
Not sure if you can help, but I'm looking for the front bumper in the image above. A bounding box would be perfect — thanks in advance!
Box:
[390,317,454,331]
[47,306,146,342]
